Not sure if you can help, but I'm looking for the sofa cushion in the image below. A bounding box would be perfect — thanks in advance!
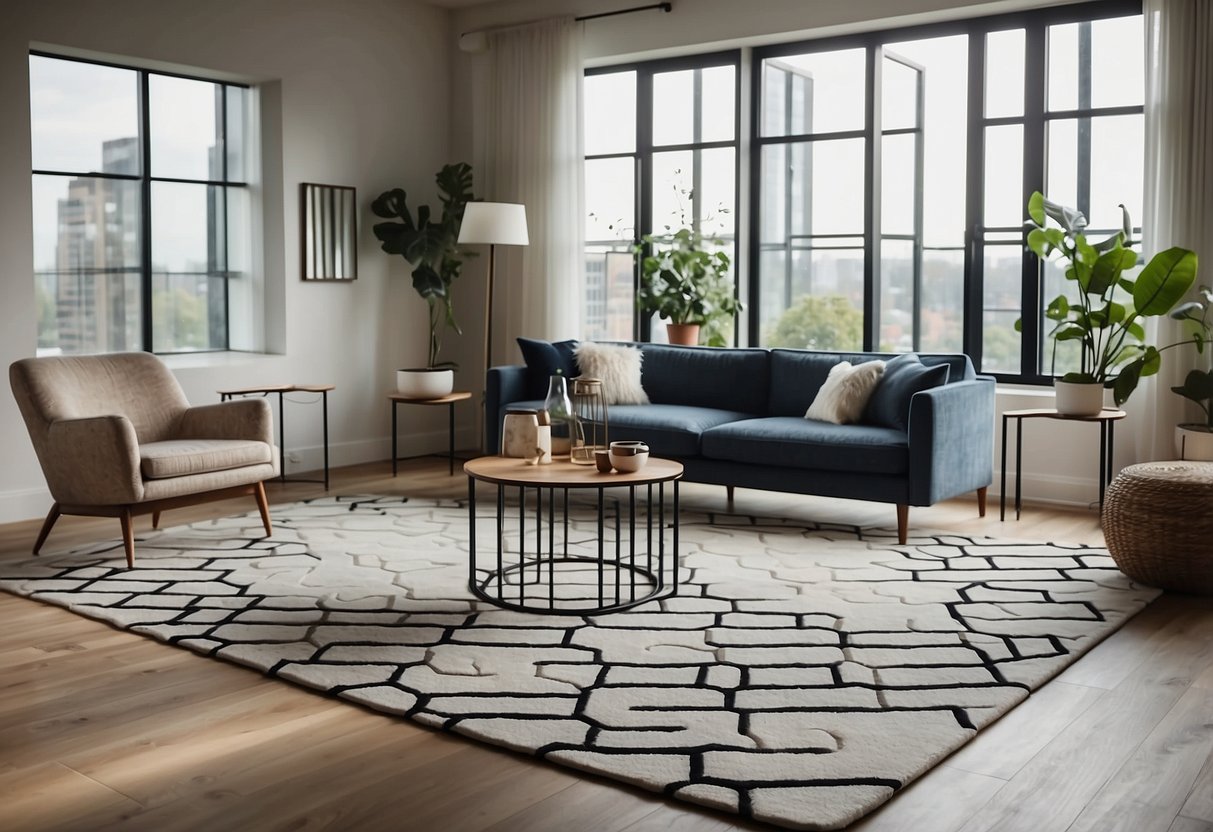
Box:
[608,404,753,457]
[702,417,908,475]
[574,342,650,405]
[637,343,770,414]
[805,360,886,424]
[517,337,578,401]
[863,353,950,432]
[140,439,273,480]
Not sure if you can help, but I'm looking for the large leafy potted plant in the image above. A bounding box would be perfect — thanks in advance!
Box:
[371,163,475,398]
[1169,286,1213,458]
[1020,191,1198,415]
[635,225,739,346]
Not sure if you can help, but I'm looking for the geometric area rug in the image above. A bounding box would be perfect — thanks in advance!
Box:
[0,495,1159,831]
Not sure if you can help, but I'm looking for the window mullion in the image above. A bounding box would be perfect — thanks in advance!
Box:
[139,69,153,354]
[863,44,882,353]
[636,69,654,343]
[1021,23,1047,379]
[963,29,986,371]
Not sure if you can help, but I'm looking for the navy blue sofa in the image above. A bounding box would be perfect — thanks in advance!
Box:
[486,342,995,543]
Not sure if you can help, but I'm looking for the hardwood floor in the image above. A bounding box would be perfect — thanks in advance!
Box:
[0,458,1209,832]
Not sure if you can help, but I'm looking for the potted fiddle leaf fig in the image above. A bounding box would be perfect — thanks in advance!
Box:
[372,162,476,398]
[1019,191,1198,415]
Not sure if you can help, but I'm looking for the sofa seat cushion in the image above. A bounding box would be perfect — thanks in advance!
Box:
[140,439,273,480]
[702,417,909,475]
[608,405,753,457]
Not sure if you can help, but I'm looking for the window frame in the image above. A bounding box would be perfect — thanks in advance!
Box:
[584,49,742,343]
[748,0,1142,382]
[30,49,250,355]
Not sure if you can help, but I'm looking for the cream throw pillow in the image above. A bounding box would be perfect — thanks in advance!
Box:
[805,360,887,424]
[573,342,650,405]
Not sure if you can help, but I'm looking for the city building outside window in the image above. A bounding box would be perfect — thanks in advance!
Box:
[30,52,251,355]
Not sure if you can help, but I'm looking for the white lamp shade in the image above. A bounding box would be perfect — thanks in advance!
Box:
[458,202,529,246]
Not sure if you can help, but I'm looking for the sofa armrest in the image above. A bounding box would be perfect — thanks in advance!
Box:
[486,365,529,454]
[178,399,274,445]
[907,376,996,505]
[45,415,143,505]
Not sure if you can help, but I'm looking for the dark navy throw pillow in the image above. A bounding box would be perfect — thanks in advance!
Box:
[516,337,579,400]
[863,353,949,432]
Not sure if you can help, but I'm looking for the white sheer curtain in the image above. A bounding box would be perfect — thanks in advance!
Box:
[474,17,585,367]
[1128,0,1213,461]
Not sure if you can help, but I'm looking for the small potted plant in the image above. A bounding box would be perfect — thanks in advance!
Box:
[1169,286,1213,459]
[634,181,741,347]
[1020,191,1198,415]
[371,163,475,398]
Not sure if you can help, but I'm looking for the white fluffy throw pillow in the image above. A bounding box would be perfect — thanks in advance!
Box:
[574,342,650,405]
[805,360,886,424]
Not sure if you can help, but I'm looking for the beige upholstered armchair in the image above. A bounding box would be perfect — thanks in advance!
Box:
[9,352,279,567]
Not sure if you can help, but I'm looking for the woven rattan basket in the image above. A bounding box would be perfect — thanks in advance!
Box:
[1102,460,1213,595]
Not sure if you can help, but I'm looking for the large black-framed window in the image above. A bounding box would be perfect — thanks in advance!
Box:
[750,0,1143,382]
[30,51,249,356]
[583,50,741,343]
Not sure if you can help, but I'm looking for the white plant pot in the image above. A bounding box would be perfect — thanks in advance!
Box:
[1054,380,1105,416]
[1175,424,1213,461]
[396,368,454,399]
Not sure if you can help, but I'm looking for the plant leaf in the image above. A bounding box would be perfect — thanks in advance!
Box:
[1028,191,1046,226]
[1133,247,1199,316]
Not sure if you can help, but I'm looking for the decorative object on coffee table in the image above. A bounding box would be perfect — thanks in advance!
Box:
[1102,460,1213,594]
[464,456,682,614]
[543,370,574,455]
[570,377,608,465]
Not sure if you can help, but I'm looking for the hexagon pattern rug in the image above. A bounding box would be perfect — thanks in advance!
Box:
[0,495,1159,830]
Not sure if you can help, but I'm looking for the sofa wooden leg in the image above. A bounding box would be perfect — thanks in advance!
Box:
[33,503,61,555]
[254,481,273,537]
[977,486,988,518]
[726,485,735,507]
[151,510,162,530]
[896,504,908,545]
[119,510,135,568]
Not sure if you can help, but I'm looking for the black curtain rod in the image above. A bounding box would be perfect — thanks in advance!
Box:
[576,3,672,23]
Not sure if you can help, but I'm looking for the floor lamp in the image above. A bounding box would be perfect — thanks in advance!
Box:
[457,202,529,450]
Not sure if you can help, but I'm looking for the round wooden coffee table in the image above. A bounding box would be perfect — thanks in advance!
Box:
[464,456,683,615]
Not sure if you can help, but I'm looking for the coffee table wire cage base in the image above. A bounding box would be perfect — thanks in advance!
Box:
[467,480,679,615]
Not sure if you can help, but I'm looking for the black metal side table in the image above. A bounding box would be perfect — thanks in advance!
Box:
[218,383,333,490]
[464,456,683,615]
[1000,407,1126,520]
[389,391,471,476]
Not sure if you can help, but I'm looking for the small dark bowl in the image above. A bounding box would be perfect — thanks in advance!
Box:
[594,449,613,473]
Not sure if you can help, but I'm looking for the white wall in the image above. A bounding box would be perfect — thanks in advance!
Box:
[0,0,472,523]
[451,0,1142,509]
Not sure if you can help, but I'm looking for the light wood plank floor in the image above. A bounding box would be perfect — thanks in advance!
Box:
[1,458,1209,832]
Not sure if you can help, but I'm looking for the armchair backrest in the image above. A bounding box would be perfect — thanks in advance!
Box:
[9,352,190,447]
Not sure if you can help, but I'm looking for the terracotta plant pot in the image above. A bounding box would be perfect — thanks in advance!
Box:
[666,323,700,346]
[396,368,454,399]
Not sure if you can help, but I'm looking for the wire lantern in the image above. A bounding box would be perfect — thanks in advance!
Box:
[570,378,609,465]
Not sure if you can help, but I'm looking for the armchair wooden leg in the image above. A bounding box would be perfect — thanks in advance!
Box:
[254,481,273,538]
[151,510,162,530]
[977,486,988,518]
[896,504,909,545]
[726,485,735,507]
[119,510,135,568]
[33,503,61,555]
